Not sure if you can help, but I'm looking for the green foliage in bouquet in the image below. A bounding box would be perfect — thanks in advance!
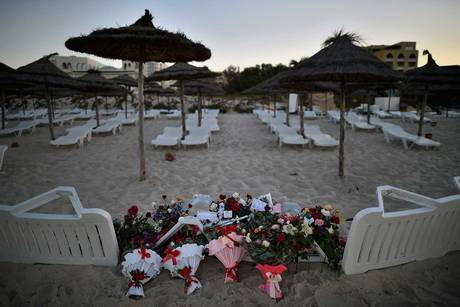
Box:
[241,211,314,264]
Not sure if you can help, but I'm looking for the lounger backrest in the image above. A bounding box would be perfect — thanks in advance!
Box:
[163,127,181,137]
[0,187,119,266]
[342,185,460,275]
[188,127,210,137]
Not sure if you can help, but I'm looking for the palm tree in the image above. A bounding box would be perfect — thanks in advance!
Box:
[322,28,363,48]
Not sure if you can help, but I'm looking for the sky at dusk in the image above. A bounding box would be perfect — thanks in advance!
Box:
[0,0,459,71]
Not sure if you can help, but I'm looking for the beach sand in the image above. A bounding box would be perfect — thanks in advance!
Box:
[1,112,460,306]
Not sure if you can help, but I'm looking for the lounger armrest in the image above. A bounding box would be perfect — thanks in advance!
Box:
[376,185,438,215]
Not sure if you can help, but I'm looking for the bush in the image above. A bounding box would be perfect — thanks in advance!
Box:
[234,103,254,113]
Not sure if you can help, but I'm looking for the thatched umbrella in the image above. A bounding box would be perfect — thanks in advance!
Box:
[0,63,16,129]
[111,74,137,119]
[405,50,460,136]
[78,70,124,127]
[15,54,83,140]
[280,31,401,176]
[144,81,164,103]
[171,78,222,126]
[66,9,211,181]
[150,62,218,138]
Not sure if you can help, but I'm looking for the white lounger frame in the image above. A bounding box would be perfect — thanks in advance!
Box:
[0,187,119,266]
[342,184,460,275]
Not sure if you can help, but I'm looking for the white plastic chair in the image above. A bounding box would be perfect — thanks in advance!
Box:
[342,184,460,275]
[382,125,440,150]
[0,186,119,266]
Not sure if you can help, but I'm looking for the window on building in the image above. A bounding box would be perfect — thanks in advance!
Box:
[124,64,127,69]
[385,53,393,62]
[397,54,405,62]
[62,63,67,69]
[82,64,86,70]
[67,62,72,70]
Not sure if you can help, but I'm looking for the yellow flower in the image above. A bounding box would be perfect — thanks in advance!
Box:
[176,195,184,202]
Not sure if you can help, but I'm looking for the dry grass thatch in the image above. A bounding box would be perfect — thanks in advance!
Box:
[65,10,211,63]
[78,70,124,95]
[111,74,137,87]
[149,62,219,81]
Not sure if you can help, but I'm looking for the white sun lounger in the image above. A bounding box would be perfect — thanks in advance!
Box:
[373,109,392,118]
[369,117,398,132]
[454,176,460,191]
[92,120,122,135]
[382,125,440,149]
[114,114,138,126]
[304,111,317,119]
[342,184,460,275]
[181,127,210,149]
[346,112,376,131]
[0,121,36,137]
[0,145,7,171]
[327,110,341,123]
[304,125,339,148]
[278,128,309,148]
[50,125,93,148]
[166,110,181,119]
[74,111,96,120]
[144,110,160,120]
[0,186,119,266]
[401,112,432,123]
[151,127,181,148]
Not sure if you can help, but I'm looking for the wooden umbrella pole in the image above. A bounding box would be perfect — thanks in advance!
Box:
[367,94,371,124]
[138,61,146,181]
[339,83,346,177]
[180,80,186,140]
[47,92,55,140]
[273,95,277,118]
[325,92,328,115]
[95,97,100,127]
[125,86,129,119]
[1,90,5,130]
[387,90,392,112]
[285,94,290,127]
[299,93,305,137]
[198,87,202,127]
[417,89,428,136]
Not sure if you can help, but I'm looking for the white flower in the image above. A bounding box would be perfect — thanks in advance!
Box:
[302,224,313,236]
[262,240,270,247]
[282,224,297,235]
[210,202,218,211]
[321,209,331,217]
[245,233,252,243]
[170,200,176,205]
[232,192,240,200]
[324,204,333,211]
[277,218,284,224]
[167,208,172,213]
[328,226,334,234]
[241,229,247,234]
[271,224,280,230]
[151,201,157,209]
[258,226,263,230]
[239,198,247,206]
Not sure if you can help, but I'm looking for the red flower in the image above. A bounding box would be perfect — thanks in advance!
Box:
[227,198,240,213]
[132,272,147,281]
[339,239,347,247]
[146,212,152,218]
[331,216,340,224]
[127,205,138,216]
[276,234,286,242]
[188,204,193,208]
[162,195,167,199]
[219,194,226,201]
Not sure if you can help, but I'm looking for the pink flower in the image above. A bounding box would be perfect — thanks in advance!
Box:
[314,219,324,226]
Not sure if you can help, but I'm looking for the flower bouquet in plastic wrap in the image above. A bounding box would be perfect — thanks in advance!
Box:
[162,243,205,295]
[210,192,252,220]
[256,264,287,301]
[205,225,247,282]
[121,246,163,299]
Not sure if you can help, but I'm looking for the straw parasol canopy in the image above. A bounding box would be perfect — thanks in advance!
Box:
[0,63,16,129]
[78,70,124,126]
[150,63,219,138]
[405,50,460,135]
[65,9,212,181]
[111,74,137,119]
[14,53,83,140]
[280,31,402,177]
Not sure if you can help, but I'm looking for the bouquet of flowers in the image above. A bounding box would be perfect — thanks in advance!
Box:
[241,210,314,264]
[163,243,205,295]
[256,264,287,301]
[299,204,345,270]
[205,225,247,282]
[113,205,160,254]
[121,247,163,298]
[210,192,252,219]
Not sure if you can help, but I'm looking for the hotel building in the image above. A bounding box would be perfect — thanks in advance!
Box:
[366,42,419,71]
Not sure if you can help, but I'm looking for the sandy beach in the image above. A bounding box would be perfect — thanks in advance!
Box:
[1,112,460,306]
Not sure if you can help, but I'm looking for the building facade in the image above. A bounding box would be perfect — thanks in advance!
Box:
[367,42,418,71]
